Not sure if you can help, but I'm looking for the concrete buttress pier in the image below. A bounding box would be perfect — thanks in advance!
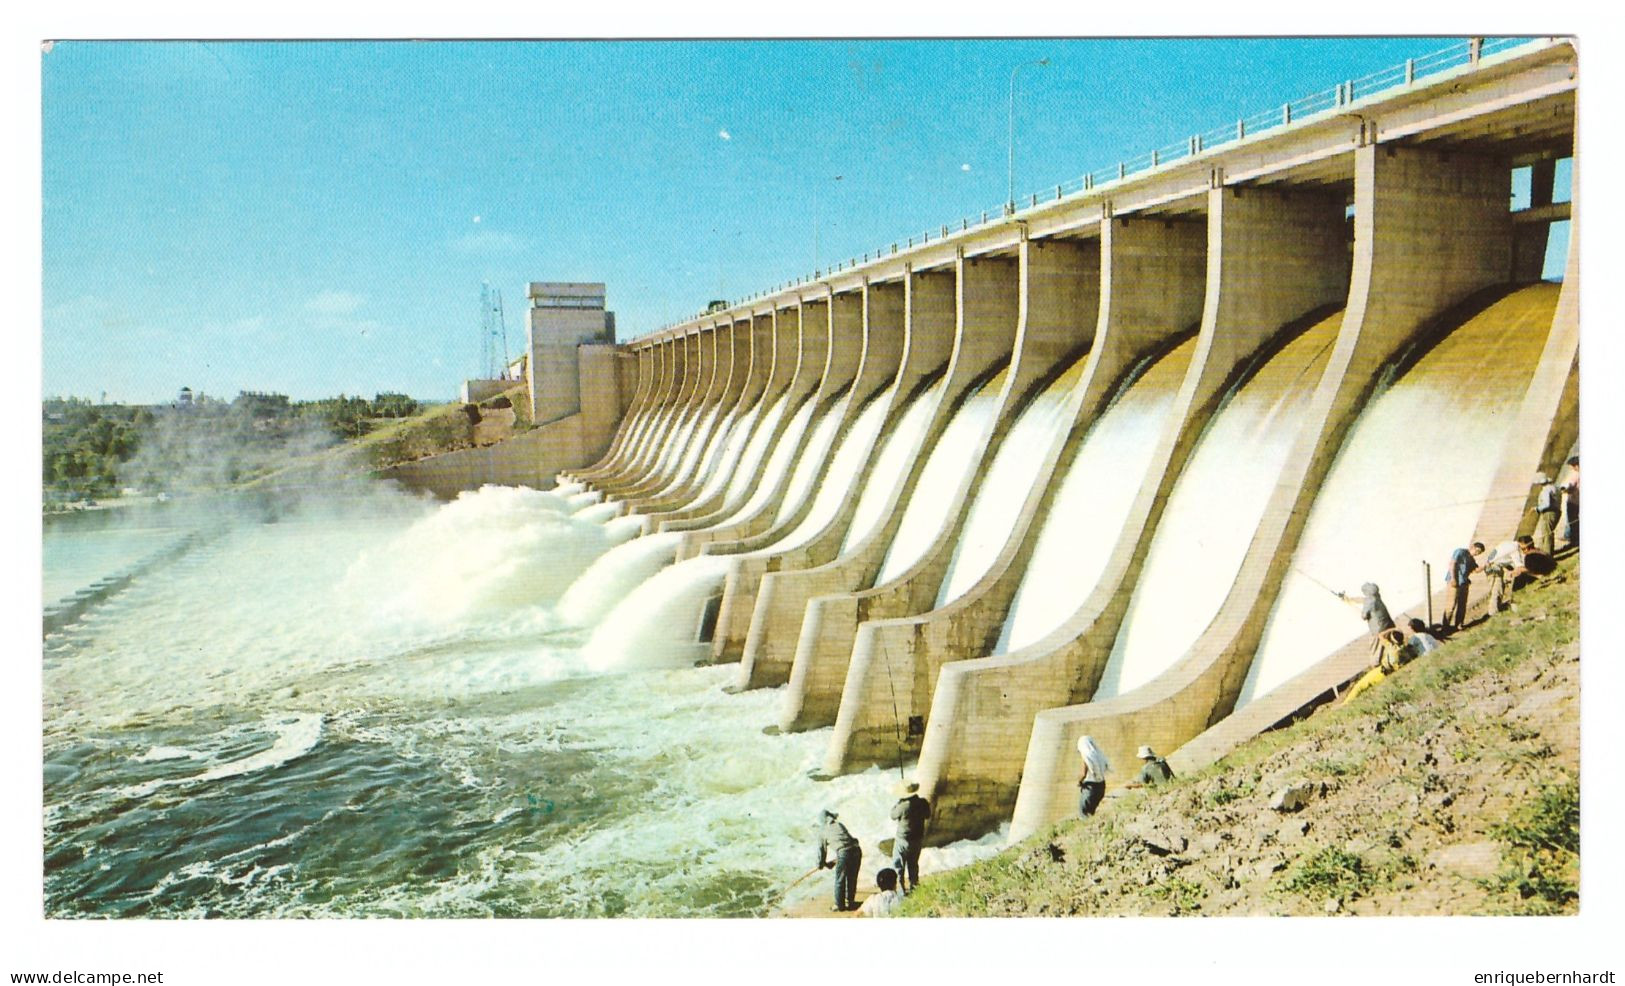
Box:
[781,236,1098,735]
[722,271,949,677]
[758,251,1026,715]
[1008,142,1542,841]
[826,215,1205,784]
[549,38,1574,849]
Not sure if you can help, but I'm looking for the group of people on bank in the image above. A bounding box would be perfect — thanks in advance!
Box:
[1076,461,1576,813]
[814,781,931,916]
[808,460,1577,903]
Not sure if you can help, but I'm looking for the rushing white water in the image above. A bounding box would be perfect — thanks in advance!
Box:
[574,501,622,525]
[652,404,722,498]
[570,397,810,674]
[875,369,1007,584]
[44,490,919,918]
[114,713,326,801]
[646,408,702,487]
[1237,283,1559,706]
[772,389,850,526]
[840,380,944,552]
[566,490,603,511]
[556,533,683,627]
[997,337,1197,654]
[551,480,585,498]
[1095,312,1341,699]
[603,515,646,545]
[582,556,734,671]
[766,389,892,554]
[691,403,762,505]
[718,394,791,511]
[620,403,673,476]
[716,396,815,526]
[346,485,620,628]
[685,405,745,494]
[935,357,1087,607]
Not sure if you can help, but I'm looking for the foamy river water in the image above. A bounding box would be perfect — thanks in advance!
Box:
[41,488,997,918]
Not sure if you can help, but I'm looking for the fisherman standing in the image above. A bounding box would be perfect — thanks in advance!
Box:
[1442,544,1484,631]
[890,782,931,894]
[1530,473,1561,555]
[815,809,862,912]
[1561,456,1579,548]
[1076,736,1110,817]
[1339,582,1397,656]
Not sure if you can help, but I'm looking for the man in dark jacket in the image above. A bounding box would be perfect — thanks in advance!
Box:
[1133,746,1175,787]
[890,782,931,894]
[1443,544,1484,630]
[816,809,862,912]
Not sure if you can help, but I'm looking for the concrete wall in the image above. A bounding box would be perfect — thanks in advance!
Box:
[826,216,1207,779]
[566,346,657,484]
[527,42,1574,849]
[679,297,848,552]
[528,282,612,428]
[461,379,513,404]
[728,266,963,683]
[749,252,1026,709]
[648,314,779,530]
[1006,143,1524,842]
[779,236,1099,734]
[920,184,1351,841]
[385,341,626,499]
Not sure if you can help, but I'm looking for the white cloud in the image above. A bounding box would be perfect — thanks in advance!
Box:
[305,290,367,315]
[718,129,731,141]
[449,230,527,254]
[961,163,972,172]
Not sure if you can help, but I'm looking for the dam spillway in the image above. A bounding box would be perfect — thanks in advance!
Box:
[418,37,1578,852]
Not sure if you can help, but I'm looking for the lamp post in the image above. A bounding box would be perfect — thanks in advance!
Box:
[1007,57,1050,215]
[813,174,844,274]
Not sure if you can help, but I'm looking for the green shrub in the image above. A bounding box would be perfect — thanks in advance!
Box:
[1283,847,1374,902]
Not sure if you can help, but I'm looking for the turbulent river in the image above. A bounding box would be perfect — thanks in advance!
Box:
[41,487,997,919]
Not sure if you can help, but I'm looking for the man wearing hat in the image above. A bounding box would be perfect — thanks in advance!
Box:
[1530,472,1561,555]
[815,809,862,912]
[889,782,932,894]
[1134,746,1175,787]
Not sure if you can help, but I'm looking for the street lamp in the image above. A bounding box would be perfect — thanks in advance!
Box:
[1007,57,1050,215]
[813,174,844,274]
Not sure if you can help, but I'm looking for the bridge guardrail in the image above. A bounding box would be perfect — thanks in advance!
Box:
[661,36,1553,329]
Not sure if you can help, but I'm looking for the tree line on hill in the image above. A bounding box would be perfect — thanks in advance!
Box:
[43,391,424,499]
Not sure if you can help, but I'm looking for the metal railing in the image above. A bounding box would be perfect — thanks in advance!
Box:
[659,35,1550,331]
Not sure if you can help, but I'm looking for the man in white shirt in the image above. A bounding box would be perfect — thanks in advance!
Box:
[857,867,903,917]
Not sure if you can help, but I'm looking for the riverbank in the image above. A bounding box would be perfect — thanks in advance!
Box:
[882,554,1580,917]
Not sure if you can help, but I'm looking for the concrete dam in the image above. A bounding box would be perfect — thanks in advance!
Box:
[402,37,1578,848]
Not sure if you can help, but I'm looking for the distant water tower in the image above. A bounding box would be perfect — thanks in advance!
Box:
[177,387,193,408]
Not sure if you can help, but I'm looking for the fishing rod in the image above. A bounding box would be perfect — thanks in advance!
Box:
[1292,566,1346,599]
[879,639,908,784]
[1419,492,1533,513]
[771,865,826,911]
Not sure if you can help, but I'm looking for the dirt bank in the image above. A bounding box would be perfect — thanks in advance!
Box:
[900,556,1580,917]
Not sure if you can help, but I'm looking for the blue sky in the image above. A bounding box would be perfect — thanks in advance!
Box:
[43,37,1565,403]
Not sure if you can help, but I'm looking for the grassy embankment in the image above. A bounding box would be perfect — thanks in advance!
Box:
[244,384,534,490]
[903,556,1580,917]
